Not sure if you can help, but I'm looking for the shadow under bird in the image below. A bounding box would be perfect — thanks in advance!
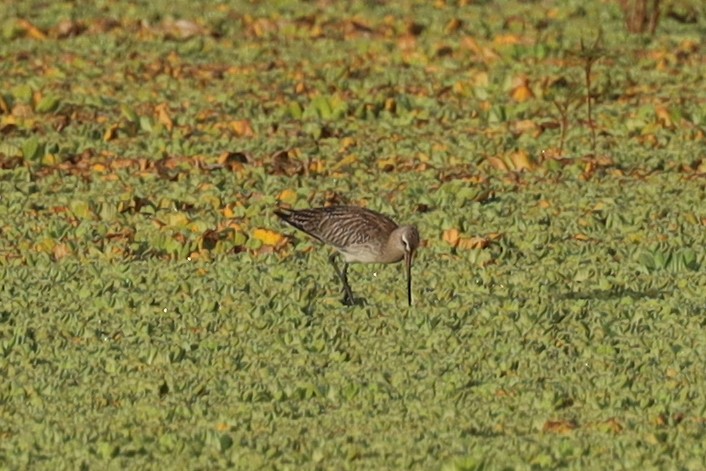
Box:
[275,205,420,306]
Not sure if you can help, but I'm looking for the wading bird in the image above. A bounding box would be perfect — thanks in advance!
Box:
[275,205,420,306]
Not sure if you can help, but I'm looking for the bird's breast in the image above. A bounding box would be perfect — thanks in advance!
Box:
[340,244,404,264]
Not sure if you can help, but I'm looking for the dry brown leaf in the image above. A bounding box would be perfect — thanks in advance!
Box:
[384,98,396,112]
[655,105,674,129]
[171,19,206,38]
[188,250,209,261]
[543,420,577,434]
[199,229,221,251]
[155,103,174,132]
[271,150,304,176]
[509,150,535,171]
[460,36,481,52]
[12,104,33,118]
[308,23,324,39]
[377,157,396,171]
[460,37,500,61]
[218,151,249,172]
[695,160,706,174]
[397,34,417,52]
[52,243,72,260]
[486,156,508,171]
[339,137,356,152]
[596,418,623,433]
[54,19,85,38]
[495,389,515,398]
[511,119,540,136]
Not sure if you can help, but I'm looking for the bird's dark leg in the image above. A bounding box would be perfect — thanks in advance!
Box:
[329,253,355,305]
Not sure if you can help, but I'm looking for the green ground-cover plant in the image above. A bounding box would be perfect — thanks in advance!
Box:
[1,0,706,469]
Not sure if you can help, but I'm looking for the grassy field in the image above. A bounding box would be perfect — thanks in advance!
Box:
[2,0,706,469]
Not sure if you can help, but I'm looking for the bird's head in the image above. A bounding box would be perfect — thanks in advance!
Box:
[399,225,420,262]
[399,225,420,306]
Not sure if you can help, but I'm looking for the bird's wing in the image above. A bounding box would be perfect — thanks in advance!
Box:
[275,206,398,249]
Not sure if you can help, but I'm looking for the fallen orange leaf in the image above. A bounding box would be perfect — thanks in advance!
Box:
[543,420,577,434]
[18,19,47,40]
[445,18,463,33]
[309,24,324,39]
[277,188,297,205]
[104,124,119,142]
[384,98,396,112]
[511,84,534,103]
[493,34,521,46]
[222,206,235,218]
[457,237,484,250]
[654,105,673,129]
[215,422,230,432]
[333,154,358,171]
[0,95,10,114]
[230,120,254,137]
[308,159,325,174]
[188,250,209,261]
[252,228,285,246]
[442,228,460,247]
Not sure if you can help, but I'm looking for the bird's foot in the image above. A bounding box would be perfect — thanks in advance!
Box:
[342,294,366,307]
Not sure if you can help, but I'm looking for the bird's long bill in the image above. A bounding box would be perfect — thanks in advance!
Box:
[405,251,413,306]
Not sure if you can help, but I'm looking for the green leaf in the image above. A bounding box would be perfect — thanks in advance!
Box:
[288,101,303,119]
[120,104,139,123]
[22,137,44,161]
[35,94,60,113]
[11,84,33,104]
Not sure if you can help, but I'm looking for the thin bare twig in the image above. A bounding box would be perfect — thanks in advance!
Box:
[579,33,604,154]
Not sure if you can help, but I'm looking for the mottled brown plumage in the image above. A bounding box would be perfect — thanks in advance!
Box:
[275,205,420,306]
